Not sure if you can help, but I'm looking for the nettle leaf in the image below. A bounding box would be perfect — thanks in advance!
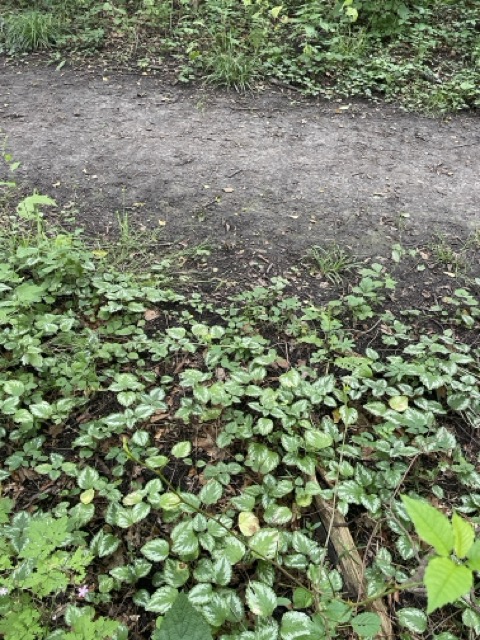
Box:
[246,581,278,617]
[163,559,190,588]
[154,592,213,640]
[350,612,381,637]
[77,466,100,490]
[280,611,313,640]
[171,441,192,458]
[231,493,256,511]
[116,502,151,528]
[141,539,170,562]
[212,556,232,586]
[202,593,230,627]
[452,512,474,558]
[145,586,179,614]
[424,556,473,613]
[256,418,274,435]
[279,369,302,389]
[4,380,25,396]
[158,493,182,510]
[401,495,453,556]
[292,587,313,609]
[221,536,246,564]
[199,479,223,506]
[247,444,280,475]
[264,504,292,525]
[188,583,213,606]
[171,520,199,558]
[249,529,280,560]
[90,530,120,558]
[117,391,137,407]
[304,430,333,450]
[397,607,428,633]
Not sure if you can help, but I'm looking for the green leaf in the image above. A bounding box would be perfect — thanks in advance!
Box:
[171,520,199,558]
[29,401,53,419]
[199,479,223,505]
[247,444,280,475]
[452,513,474,558]
[212,556,232,586]
[145,586,179,614]
[397,607,428,633]
[350,612,381,637]
[466,540,480,571]
[304,430,333,450]
[264,504,293,525]
[141,539,170,562]
[158,493,182,510]
[280,611,313,640]
[292,587,313,609]
[246,581,278,617]
[424,556,473,613]
[249,529,280,560]
[401,495,453,556]
[3,380,25,396]
[90,531,120,558]
[171,441,192,458]
[154,593,213,640]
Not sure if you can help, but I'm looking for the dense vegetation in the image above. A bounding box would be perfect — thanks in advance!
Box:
[1,0,479,111]
[1,145,480,638]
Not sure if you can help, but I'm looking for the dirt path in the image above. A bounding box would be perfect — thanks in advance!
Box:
[1,64,479,262]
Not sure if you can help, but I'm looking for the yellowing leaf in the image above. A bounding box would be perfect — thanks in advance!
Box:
[158,220,167,226]
[92,249,108,258]
[80,489,95,505]
[238,512,260,537]
[389,395,409,412]
[270,5,283,19]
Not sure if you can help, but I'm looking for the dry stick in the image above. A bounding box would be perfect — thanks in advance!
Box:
[310,472,394,639]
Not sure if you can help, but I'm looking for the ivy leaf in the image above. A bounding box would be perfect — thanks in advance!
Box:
[153,592,213,640]
[424,556,473,613]
[397,607,428,633]
[452,512,474,558]
[350,612,381,637]
[246,581,278,617]
[238,511,260,538]
[141,539,170,562]
[199,479,223,506]
[401,495,453,556]
[249,529,280,560]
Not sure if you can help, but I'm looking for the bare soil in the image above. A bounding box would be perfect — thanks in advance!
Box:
[1,62,479,273]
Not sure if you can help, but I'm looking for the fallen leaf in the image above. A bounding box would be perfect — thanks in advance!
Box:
[144,309,161,321]
[223,187,235,193]
[158,220,167,226]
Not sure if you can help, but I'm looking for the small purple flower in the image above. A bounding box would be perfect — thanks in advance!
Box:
[77,585,89,598]
[0,588,8,596]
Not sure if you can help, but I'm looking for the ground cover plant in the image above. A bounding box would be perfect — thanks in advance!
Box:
[1,151,480,638]
[1,0,479,112]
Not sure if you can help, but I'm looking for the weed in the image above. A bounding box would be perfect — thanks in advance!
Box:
[305,243,360,283]
[1,10,63,53]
